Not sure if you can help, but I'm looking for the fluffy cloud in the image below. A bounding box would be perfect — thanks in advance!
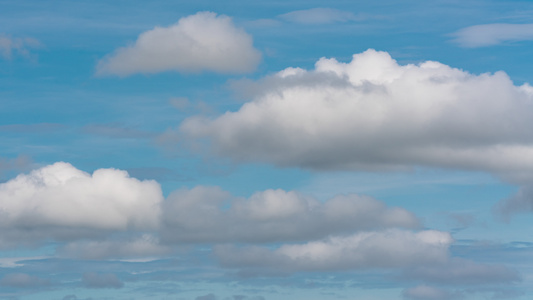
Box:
[451,23,533,47]
[96,12,261,76]
[215,229,453,272]
[0,34,41,60]
[161,187,419,244]
[0,162,163,246]
[181,49,533,177]
[82,272,123,289]
[279,8,359,24]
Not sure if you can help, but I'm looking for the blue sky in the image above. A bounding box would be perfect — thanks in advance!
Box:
[1,1,533,299]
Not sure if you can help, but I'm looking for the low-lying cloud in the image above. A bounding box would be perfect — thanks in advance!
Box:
[161,187,419,244]
[215,229,453,272]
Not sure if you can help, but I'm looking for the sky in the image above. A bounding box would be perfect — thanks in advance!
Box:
[1,0,533,299]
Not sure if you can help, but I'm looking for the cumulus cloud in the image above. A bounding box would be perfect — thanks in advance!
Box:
[0,162,163,246]
[161,187,419,244]
[0,273,50,288]
[0,34,41,60]
[215,229,453,272]
[279,8,359,24]
[82,272,123,289]
[96,12,261,76]
[181,49,533,217]
[451,23,533,47]
[181,49,533,177]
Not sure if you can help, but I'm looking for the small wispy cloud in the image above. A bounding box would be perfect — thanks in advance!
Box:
[451,23,533,47]
[279,8,360,25]
[0,34,41,60]
[96,12,261,76]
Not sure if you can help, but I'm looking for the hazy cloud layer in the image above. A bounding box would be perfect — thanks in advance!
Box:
[96,12,261,76]
[161,187,419,244]
[58,235,169,260]
[0,273,50,288]
[215,229,453,272]
[402,258,520,285]
[82,272,124,289]
[402,285,455,300]
[451,23,533,47]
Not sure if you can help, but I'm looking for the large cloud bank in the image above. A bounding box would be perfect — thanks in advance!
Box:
[0,163,519,288]
[96,12,261,76]
[181,49,533,177]
[180,49,533,216]
[0,163,417,247]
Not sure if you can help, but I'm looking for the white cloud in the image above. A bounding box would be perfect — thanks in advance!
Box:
[161,187,419,244]
[279,8,359,24]
[0,34,41,60]
[451,23,533,47]
[96,12,261,76]
[215,229,453,272]
[181,49,533,180]
[0,162,163,246]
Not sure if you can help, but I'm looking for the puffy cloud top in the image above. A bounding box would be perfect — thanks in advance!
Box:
[182,49,533,180]
[96,12,261,76]
[0,162,163,232]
